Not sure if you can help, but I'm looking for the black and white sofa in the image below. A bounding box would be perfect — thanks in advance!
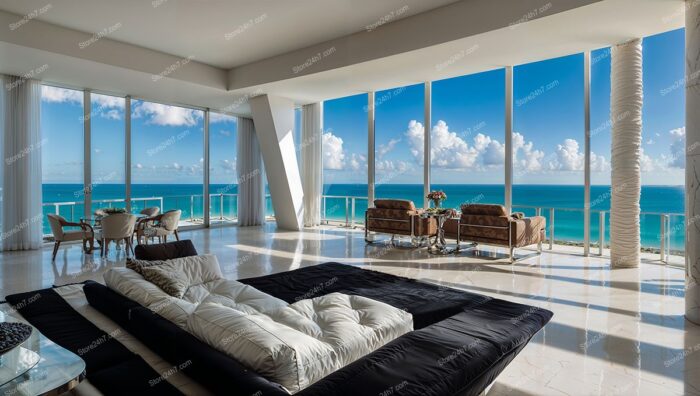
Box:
[84,240,553,396]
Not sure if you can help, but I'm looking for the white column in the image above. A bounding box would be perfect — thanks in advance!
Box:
[505,66,513,213]
[610,39,643,268]
[424,82,431,209]
[249,94,304,230]
[685,0,700,324]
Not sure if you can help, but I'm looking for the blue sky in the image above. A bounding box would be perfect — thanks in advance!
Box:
[41,28,686,188]
[41,91,237,185]
[323,28,687,186]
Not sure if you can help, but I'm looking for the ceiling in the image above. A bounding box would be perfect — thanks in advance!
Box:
[0,0,460,69]
[0,0,687,115]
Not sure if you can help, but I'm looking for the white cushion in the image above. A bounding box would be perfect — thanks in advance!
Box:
[104,267,195,327]
[186,292,413,393]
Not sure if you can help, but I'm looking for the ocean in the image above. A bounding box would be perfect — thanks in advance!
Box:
[42,183,686,253]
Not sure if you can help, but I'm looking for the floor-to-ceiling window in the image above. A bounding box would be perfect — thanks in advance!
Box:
[322,94,368,224]
[90,93,126,214]
[432,70,505,210]
[209,112,237,224]
[131,100,204,224]
[41,86,84,235]
[590,46,613,252]
[641,29,686,258]
[513,54,587,249]
[375,84,425,205]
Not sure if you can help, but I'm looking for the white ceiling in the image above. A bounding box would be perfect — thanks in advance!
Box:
[0,0,460,68]
[0,0,686,115]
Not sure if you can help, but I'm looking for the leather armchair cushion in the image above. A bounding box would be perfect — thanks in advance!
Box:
[374,199,416,211]
[460,204,508,216]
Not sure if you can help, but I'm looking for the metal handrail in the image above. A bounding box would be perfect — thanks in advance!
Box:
[321,194,685,262]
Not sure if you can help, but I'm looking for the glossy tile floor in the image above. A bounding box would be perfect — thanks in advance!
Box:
[0,224,698,396]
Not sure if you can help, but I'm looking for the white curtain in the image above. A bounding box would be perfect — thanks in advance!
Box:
[301,103,323,227]
[237,117,266,226]
[610,39,643,268]
[1,75,43,250]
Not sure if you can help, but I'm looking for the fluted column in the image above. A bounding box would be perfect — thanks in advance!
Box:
[610,39,643,268]
[685,1,700,324]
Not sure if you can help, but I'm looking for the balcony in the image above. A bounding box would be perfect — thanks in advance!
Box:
[319,195,685,267]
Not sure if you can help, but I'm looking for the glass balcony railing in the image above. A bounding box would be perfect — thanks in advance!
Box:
[42,194,274,237]
[322,195,685,265]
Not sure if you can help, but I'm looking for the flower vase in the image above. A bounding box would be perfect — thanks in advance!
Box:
[432,199,441,209]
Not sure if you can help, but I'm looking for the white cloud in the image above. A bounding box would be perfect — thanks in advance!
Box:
[377,137,401,159]
[134,163,143,169]
[219,159,236,172]
[132,102,201,126]
[218,129,232,137]
[668,127,685,168]
[406,120,503,170]
[41,85,82,104]
[210,113,236,124]
[546,138,609,172]
[91,94,123,109]
[512,132,544,172]
[322,132,345,170]
[349,153,367,171]
[640,148,655,172]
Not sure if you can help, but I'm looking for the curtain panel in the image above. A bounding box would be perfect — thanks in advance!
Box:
[1,75,43,250]
[301,103,323,227]
[236,117,266,226]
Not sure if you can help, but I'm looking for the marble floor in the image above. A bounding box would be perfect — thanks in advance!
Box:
[0,224,698,395]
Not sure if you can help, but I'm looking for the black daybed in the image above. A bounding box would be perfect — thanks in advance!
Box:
[80,241,553,395]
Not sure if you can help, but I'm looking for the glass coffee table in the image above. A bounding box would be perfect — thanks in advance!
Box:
[0,310,85,395]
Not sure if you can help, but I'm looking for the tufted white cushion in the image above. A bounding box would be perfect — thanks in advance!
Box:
[186,292,413,393]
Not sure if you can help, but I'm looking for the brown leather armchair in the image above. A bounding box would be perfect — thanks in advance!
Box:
[444,204,545,262]
[365,199,437,246]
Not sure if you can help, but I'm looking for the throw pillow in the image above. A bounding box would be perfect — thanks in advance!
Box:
[126,258,168,275]
[141,265,190,298]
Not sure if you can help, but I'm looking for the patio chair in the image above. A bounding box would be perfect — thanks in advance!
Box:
[95,213,137,257]
[443,204,545,263]
[364,199,437,246]
[137,209,181,245]
[47,214,94,261]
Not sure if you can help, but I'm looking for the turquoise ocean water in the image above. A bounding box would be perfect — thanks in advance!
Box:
[42,183,685,252]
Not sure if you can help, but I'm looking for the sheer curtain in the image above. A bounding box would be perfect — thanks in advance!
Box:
[236,117,266,226]
[301,103,323,227]
[1,75,43,250]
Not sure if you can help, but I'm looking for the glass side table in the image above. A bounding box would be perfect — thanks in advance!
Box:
[0,310,85,396]
[421,210,459,255]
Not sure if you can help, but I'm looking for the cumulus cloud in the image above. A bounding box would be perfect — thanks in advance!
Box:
[512,132,545,172]
[406,120,505,170]
[546,139,609,172]
[377,137,401,159]
[322,132,345,170]
[218,129,232,137]
[219,159,236,172]
[348,153,367,171]
[210,113,236,124]
[668,127,685,168]
[41,85,82,104]
[132,101,201,126]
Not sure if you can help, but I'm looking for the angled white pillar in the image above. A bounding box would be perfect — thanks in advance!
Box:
[249,94,304,230]
[685,1,700,325]
[610,39,643,268]
[368,92,375,207]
